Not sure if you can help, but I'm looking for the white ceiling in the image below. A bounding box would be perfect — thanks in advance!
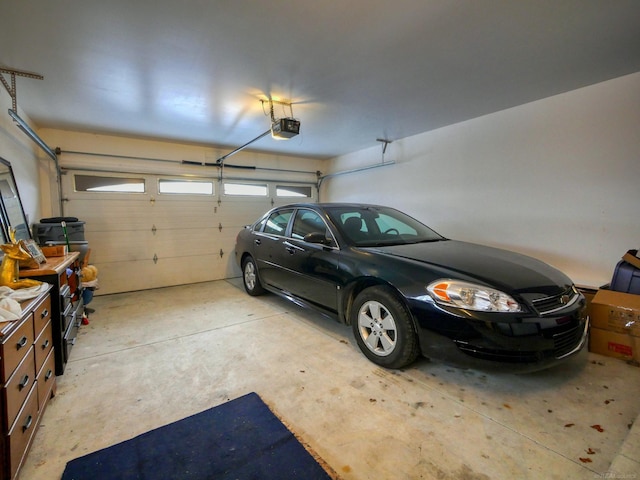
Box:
[1,1,639,159]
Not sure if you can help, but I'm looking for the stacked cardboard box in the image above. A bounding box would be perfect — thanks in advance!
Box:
[589,250,640,365]
[41,245,68,257]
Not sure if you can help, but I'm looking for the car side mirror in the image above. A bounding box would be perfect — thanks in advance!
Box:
[304,232,330,245]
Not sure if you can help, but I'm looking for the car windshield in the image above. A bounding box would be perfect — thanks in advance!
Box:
[326,205,445,247]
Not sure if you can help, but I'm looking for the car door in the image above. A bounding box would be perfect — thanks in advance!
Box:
[252,208,294,290]
[273,208,340,311]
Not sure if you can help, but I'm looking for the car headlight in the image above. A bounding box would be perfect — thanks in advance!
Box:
[427,279,522,313]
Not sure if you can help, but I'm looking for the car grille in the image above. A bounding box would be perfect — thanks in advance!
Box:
[454,342,540,363]
[551,324,585,359]
[530,287,579,316]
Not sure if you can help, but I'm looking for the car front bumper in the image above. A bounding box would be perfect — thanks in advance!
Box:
[411,298,589,372]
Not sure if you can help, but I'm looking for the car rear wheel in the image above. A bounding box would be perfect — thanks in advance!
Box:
[351,286,419,369]
[242,256,265,296]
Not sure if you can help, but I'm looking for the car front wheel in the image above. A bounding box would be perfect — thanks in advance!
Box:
[242,256,265,296]
[351,286,419,369]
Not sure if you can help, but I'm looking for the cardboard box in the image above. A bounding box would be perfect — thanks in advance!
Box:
[41,245,68,257]
[623,249,640,270]
[589,288,640,337]
[589,327,640,364]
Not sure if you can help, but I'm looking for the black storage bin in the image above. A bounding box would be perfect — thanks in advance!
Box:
[610,260,640,295]
[33,221,86,244]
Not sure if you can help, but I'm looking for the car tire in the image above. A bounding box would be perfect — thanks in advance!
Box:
[242,256,265,296]
[351,286,419,369]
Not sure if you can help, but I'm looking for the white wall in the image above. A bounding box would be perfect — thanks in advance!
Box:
[0,93,43,228]
[322,73,640,289]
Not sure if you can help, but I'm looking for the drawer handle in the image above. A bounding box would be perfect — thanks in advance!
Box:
[41,309,49,319]
[22,415,33,433]
[41,339,50,350]
[45,369,53,381]
[19,374,30,390]
[16,336,28,349]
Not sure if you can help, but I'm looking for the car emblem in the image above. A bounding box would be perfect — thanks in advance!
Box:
[560,295,570,305]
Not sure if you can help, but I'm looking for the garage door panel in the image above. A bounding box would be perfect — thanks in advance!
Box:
[77,219,153,233]
[95,253,225,294]
[146,216,216,231]
[69,200,153,232]
[84,231,154,263]
[153,197,217,208]
[149,201,217,228]
[68,195,150,211]
[217,201,270,228]
[95,260,157,294]
[151,229,220,257]
[151,254,225,283]
[85,230,222,263]
[220,229,245,250]
[77,206,214,231]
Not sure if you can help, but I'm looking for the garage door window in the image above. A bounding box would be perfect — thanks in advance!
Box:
[276,185,312,198]
[223,182,267,196]
[158,179,214,195]
[75,174,145,193]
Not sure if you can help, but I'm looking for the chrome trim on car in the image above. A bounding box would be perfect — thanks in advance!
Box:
[531,287,580,316]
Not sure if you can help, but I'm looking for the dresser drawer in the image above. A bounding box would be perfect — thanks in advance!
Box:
[34,320,54,374]
[4,347,36,429]
[37,348,56,413]
[7,383,39,480]
[33,294,52,339]
[1,316,34,383]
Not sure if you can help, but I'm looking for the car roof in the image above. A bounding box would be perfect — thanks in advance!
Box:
[277,202,388,210]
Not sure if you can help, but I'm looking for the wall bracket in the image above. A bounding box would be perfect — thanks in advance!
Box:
[0,66,43,112]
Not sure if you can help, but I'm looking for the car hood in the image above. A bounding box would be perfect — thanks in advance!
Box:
[363,240,573,293]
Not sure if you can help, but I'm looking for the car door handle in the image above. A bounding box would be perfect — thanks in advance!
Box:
[283,241,303,254]
[254,239,261,246]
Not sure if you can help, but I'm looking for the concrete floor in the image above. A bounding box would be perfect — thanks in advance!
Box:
[20,279,640,480]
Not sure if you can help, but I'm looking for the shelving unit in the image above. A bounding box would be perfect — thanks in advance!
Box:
[19,253,84,375]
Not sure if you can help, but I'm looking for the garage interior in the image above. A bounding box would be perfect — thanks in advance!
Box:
[1,1,640,479]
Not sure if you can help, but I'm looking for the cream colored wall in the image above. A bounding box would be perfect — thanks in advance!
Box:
[321,73,640,288]
[0,93,43,228]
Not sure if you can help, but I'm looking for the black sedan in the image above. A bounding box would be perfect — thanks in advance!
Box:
[235,203,588,371]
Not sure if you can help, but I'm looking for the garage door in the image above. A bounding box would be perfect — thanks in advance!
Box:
[60,170,316,295]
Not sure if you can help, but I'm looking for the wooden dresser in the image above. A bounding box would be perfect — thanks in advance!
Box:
[19,253,84,375]
[0,287,55,480]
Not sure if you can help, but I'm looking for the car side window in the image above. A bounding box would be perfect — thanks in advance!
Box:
[254,217,267,232]
[291,210,333,245]
[263,209,293,236]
